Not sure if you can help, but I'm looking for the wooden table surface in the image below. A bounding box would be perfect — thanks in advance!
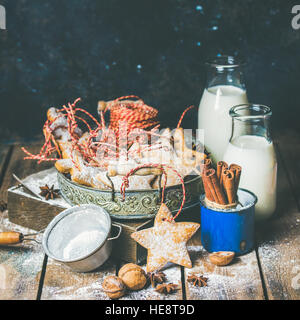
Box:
[0,130,299,300]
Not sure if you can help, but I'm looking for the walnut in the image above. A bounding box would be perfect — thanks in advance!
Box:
[118,263,147,291]
[102,275,126,299]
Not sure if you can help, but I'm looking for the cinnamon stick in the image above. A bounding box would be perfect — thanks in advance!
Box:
[217,161,228,186]
[202,171,215,202]
[229,164,242,193]
[201,157,212,174]
[217,161,225,181]
[222,169,236,204]
[204,158,212,171]
[203,162,242,206]
[204,169,227,205]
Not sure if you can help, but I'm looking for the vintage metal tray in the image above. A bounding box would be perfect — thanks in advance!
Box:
[57,171,203,220]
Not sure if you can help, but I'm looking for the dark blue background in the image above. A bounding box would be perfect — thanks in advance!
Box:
[0,0,299,142]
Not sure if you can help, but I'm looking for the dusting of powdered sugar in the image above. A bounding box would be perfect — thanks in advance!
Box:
[185,245,264,300]
[62,230,106,260]
[41,258,116,300]
[0,211,45,279]
[47,207,109,261]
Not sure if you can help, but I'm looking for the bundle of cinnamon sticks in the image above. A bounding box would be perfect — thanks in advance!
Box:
[202,159,242,206]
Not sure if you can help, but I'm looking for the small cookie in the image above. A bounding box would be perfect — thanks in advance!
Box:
[109,174,155,191]
[55,159,73,174]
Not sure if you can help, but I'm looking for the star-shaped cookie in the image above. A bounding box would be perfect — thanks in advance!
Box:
[131,204,200,272]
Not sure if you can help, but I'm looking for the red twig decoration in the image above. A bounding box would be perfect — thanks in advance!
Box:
[177,105,195,129]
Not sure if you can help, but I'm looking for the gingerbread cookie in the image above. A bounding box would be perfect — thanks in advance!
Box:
[131,203,200,272]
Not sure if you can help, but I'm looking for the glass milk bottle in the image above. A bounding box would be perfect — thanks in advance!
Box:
[223,104,277,221]
[198,56,248,164]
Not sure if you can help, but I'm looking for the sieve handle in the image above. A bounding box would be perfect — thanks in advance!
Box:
[0,232,23,245]
[108,224,122,241]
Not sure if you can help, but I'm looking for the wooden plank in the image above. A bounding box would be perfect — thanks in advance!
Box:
[0,145,11,184]
[184,244,264,300]
[256,137,300,300]
[0,144,52,201]
[41,257,117,300]
[8,188,65,231]
[0,144,50,300]
[111,220,152,264]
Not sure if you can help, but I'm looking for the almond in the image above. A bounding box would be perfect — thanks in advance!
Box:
[209,251,235,266]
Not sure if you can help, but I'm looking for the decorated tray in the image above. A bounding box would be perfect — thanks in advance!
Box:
[57,171,202,220]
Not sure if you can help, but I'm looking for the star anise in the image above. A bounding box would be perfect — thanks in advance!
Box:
[147,271,167,288]
[187,274,208,287]
[0,200,7,212]
[155,283,178,295]
[39,184,60,200]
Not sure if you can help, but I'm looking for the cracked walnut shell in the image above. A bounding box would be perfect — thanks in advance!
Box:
[102,275,126,299]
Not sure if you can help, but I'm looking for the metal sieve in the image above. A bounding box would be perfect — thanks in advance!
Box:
[42,204,122,272]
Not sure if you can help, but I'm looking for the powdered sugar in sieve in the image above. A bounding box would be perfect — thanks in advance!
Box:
[46,206,110,261]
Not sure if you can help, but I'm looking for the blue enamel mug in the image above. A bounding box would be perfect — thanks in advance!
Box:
[200,188,257,255]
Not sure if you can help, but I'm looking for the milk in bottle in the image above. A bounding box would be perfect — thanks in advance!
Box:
[223,104,277,221]
[198,56,248,164]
